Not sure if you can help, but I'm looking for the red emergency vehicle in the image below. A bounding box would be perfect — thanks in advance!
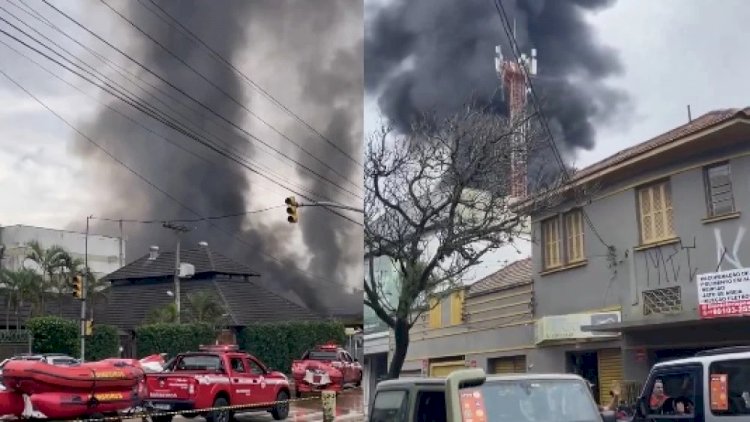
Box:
[144,345,290,422]
[291,343,362,397]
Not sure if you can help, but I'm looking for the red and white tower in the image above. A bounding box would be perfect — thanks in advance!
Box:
[495,44,537,201]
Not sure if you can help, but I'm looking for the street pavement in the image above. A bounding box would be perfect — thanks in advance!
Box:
[168,388,364,422]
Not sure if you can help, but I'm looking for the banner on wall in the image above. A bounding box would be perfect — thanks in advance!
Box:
[697,268,750,319]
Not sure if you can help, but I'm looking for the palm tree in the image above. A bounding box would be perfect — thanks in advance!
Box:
[23,241,68,312]
[2,268,44,328]
[146,303,179,324]
[186,290,227,326]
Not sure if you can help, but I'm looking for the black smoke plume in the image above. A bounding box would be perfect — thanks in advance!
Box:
[71,0,363,315]
[365,0,628,160]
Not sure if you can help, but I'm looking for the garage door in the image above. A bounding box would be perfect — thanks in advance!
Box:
[597,348,623,405]
[492,355,526,374]
[429,361,466,377]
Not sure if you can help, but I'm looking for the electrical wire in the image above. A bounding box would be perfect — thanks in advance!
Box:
[138,0,364,169]
[493,0,612,250]
[0,19,362,224]
[90,206,284,224]
[38,0,363,201]
[0,69,352,288]
[0,5,327,203]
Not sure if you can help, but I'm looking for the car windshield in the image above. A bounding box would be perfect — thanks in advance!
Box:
[459,379,600,422]
[308,351,338,361]
[173,355,222,371]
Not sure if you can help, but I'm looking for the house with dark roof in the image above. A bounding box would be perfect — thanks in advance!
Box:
[526,107,750,402]
[99,243,323,355]
[395,258,534,378]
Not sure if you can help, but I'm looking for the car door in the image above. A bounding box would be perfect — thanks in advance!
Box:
[343,351,359,384]
[634,364,704,422]
[227,355,255,406]
[338,351,353,384]
[246,357,275,404]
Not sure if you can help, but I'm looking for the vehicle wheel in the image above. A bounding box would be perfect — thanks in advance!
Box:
[355,375,362,387]
[294,389,302,399]
[151,416,173,422]
[205,396,230,422]
[271,390,290,420]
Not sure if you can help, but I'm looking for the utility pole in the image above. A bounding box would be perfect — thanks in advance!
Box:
[81,215,92,361]
[118,219,124,267]
[162,222,191,323]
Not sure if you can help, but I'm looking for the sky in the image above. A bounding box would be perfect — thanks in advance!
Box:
[1,0,749,301]
[365,0,750,168]
[0,0,364,314]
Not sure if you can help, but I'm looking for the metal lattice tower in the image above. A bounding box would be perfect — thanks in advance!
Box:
[495,44,537,200]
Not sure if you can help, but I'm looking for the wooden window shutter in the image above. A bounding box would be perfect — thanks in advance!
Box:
[428,297,442,329]
[450,290,465,325]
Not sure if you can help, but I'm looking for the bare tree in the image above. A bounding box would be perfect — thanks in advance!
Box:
[364,103,562,378]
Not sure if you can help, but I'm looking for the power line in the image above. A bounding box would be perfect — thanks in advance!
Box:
[0,5,327,203]
[493,0,611,250]
[90,206,284,224]
[138,0,364,170]
[38,0,363,201]
[97,0,362,194]
[0,69,352,288]
[0,18,362,224]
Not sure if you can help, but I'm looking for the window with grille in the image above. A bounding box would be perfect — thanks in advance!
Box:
[637,181,675,244]
[542,217,561,269]
[565,210,585,263]
[704,163,735,217]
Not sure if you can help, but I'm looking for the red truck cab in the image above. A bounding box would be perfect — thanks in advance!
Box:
[291,343,362,397]
[145,345,290,422]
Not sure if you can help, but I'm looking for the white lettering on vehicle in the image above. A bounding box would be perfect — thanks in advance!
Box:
[195,375,231,385]
[149,392,178,398]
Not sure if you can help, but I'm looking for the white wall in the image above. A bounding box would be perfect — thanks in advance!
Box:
[0,225,124,278]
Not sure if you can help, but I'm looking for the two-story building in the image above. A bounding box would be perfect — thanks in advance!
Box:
[397,258,535,378]
[528,107,750,397]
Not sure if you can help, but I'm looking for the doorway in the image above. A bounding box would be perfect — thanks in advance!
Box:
[567,351,600,403]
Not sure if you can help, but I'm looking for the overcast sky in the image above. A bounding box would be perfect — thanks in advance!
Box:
[0,0,364,312]
[2,1,749,238]
[365,0,750,167]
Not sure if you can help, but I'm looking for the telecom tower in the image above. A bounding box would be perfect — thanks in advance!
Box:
[495,44,537,201]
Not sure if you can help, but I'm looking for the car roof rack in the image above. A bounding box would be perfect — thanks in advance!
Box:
[695,346,750,357]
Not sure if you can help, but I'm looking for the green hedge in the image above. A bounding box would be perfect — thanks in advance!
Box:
[135,323,216,358]
[27,316,79,357]
[238,321,346,373]
[86,324,120,361]
[26,317,120,361]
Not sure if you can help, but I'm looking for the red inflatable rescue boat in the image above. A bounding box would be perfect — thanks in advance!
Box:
[0,390,24,418]
[1,359,144,394]
[28,390,141,419]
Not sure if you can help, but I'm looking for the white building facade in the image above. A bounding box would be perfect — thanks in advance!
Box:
[0,225,125,279]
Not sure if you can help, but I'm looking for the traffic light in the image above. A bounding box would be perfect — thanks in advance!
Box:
[285,196,299,223]
[85,320,93,336]
[72,275,83,299]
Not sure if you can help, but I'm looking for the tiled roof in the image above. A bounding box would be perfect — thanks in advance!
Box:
[104,247,259,281]
[98,275,323,329]
[572,107,750,182]
[468,258,531,296]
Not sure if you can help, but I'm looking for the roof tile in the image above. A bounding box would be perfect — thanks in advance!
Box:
[468,258,531,296]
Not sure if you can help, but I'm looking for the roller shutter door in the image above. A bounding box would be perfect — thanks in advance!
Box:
[597,348,623,406]
[492,356,526,374]
[429,361,466,377]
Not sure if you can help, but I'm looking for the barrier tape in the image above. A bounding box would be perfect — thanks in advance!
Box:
[73,395,316,421]
[56,389,360,422]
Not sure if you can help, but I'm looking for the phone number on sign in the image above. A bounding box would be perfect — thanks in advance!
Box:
[700,302,750,317]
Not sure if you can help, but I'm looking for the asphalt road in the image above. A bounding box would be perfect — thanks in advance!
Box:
[169,388,364,422]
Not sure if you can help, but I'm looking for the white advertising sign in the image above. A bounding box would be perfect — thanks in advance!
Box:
[697,268,750,319]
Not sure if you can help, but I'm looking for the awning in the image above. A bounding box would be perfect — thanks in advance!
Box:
[581,314,750,333]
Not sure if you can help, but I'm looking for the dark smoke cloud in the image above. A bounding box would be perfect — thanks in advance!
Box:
[365,0,629,154]
[70,0,363,315]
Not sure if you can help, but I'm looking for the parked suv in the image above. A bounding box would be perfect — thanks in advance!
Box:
[632,346,750,422]
[370,368,615,422]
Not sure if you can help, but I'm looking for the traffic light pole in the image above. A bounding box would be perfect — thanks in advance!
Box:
[81,215,91,362]
[300,201,364,214]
